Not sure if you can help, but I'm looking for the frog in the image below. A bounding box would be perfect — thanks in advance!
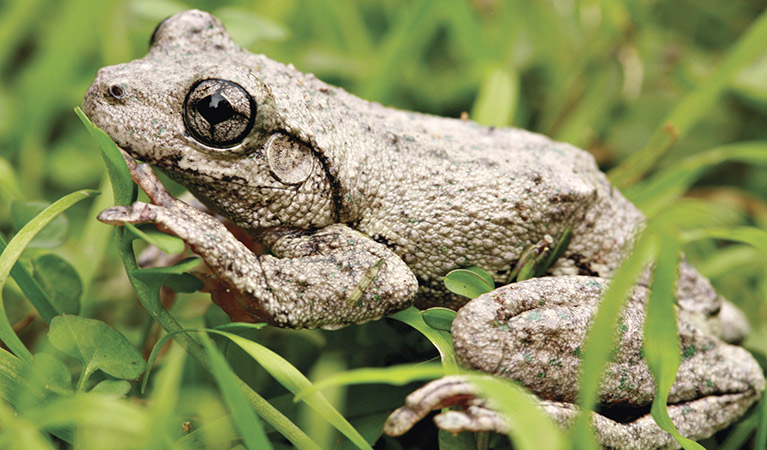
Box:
[82,9,764,449]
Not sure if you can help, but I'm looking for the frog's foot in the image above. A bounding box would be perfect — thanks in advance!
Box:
[97,148,230,243]
[385,376,765,450]
[383,376,507,436]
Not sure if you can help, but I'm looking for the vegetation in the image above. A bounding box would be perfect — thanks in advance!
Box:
[1,0,766,449]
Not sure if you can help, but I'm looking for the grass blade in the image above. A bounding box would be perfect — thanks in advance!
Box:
[755,387,767,450]
[569,230,656,449]
[469,375,567,450]
[0,233,60,323]
[200,333,273,450]
[625,141,767,215]
[209,329,373,450]
[608,9,767,187]
[471,67,519,127]
[644,230,704,449]
[295,364,445,402]
[680,226,767,254]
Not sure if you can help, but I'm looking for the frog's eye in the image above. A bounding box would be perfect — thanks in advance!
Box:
[183,79,256,148]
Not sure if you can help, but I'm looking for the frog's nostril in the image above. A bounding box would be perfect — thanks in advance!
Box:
[108,84,126,99]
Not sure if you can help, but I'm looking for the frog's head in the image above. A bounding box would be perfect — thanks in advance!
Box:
[83,10,348,230]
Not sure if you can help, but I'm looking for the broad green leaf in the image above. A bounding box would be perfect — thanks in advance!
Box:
[200,333,273,450]
[470,375,567,450]
[33,352,73,395]
[0,233,60,323]
[127,224,186,255]
[11,200,69,249]
[471,67,519,127]
[390,306,458,373]
[48,315,146,388]
[295,364,444,402]
[421,307,457,332]
[464,266,495,288]
[161,273,204,293]
[21,393,147,435]
[0,190,95,362]
[132,257,201,278]
[210,329,373,450]
[132,257,202,293]
[443,268,494,299]
[90,379,131,397]
[32,253,81,314]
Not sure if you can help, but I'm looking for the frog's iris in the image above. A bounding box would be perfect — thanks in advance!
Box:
[183,78,256,148]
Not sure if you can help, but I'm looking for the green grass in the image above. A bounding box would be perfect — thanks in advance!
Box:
[1,0,767,449]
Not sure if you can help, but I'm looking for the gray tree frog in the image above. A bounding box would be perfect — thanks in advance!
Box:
[83,10,764,449]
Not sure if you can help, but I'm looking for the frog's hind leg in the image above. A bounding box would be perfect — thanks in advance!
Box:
[550,172,749,344]
[676,258,749,343]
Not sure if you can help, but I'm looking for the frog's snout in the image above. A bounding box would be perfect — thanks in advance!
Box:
[82,65,143,153]
[83,68,122,118]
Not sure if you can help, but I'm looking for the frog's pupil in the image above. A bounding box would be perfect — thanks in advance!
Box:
[197,93,234,125]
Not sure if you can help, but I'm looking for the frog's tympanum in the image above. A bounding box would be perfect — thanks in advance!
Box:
[84,10,764,449]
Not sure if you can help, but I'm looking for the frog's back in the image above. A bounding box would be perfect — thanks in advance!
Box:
[247,53,642,308]
[346,106,637,307]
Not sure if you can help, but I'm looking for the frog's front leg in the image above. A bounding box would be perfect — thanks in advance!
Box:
[98,151,418,329]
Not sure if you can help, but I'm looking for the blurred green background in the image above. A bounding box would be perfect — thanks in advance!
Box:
[1,0,767,449]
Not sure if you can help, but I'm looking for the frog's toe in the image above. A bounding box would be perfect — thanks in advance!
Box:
[383,376,483,436]
[433,405,507,434]
[97,202,158,225]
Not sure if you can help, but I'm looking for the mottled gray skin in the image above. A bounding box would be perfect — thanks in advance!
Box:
[384,277,763,449]
[83,10,764,449]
